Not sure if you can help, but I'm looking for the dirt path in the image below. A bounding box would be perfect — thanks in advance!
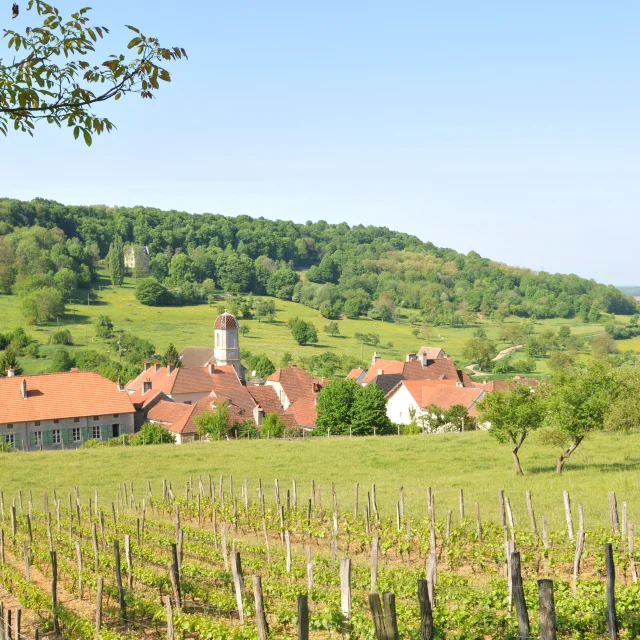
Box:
[492,344,524,361]
[464,344,524,376]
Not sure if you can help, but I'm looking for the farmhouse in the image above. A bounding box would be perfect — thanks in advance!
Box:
[386,379,485,425]
[0,370,135,450]
[361,350,470,386]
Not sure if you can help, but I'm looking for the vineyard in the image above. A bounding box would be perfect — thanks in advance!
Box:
[0,476,638,639]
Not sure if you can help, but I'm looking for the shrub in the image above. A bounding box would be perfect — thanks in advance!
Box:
[131,422,177,445]
[50,329,74,345]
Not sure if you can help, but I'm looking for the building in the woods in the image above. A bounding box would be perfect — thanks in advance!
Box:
[124,245,150,275]
[0,370,135,450]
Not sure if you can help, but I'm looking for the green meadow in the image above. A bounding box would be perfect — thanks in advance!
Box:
[0,270,615,376]
[0,431,638,530]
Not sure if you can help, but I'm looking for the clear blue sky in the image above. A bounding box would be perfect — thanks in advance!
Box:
[2,1,639,284]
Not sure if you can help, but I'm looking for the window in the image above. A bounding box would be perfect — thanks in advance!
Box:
[113,414,119,418]
[33,431,42,445]
[72,427,81,442]
[52,429,61,444]
[53,419,59,424]
[74,418,80,423]
[7,424,13,429]
[92,426,101,440]
[4,434,14,446]
[93,416,99,421]
[34,421,39,426]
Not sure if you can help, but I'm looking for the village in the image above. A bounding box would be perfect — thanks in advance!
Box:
[0,311,538,450]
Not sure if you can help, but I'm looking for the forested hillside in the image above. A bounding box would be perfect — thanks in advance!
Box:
[0,197,636,323]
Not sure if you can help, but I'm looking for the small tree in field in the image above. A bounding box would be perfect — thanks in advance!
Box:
[477,381,546,475]
[546,361,620,474]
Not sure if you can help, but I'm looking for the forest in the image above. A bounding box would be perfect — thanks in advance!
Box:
[0,197,636,326]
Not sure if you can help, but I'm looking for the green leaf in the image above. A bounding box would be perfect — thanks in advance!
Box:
[83,130,92,147]
[73,126,80,140]
[127,37,142,49]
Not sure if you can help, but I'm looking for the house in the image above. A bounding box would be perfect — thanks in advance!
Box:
[362,351,468,386]
[346,367,366,384]
[126,361,244,406]
[146,400,199,444]
[418,346,449,360]
[386,379,484,425]
[124,245,150,275]
[0,370,135,450]
[265,365,321,410]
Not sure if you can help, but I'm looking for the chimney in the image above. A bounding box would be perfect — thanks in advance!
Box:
[116,376,125,392]
[423,358,434,368]
[142,378,152,394]
[372,352,380,365]
[154,361,161,372]
[377,369,384,376]
[7,368,15,377]
[209,362,216,374]
[144,361,152,371]
[253,405,265,426]
[21,378,27,399]
[421,352,428,367]
[406,352,417,362]
[167,363,175,375]
[311,382,321,395]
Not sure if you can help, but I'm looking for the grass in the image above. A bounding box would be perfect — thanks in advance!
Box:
[0,270,615,376]
[1,431,639,530]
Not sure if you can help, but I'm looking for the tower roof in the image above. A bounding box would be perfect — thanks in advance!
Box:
[214,311,238,330]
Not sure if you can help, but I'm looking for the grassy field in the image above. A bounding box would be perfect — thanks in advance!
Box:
[1,431,639,530]
[0,270,614,376]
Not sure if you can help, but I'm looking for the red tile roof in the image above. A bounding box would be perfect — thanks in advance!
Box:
[214,312,238,329]
[0,371,135,424]
[147,400,196,435]
[363,357,462,385]
[247,385,282,413]
[284,396,317,428]
[267,365,316,404]
[399,379,460,403]
[418,346,448,359]
[346,367,365,380]
[126,363,242,398]
[419,385,485,415]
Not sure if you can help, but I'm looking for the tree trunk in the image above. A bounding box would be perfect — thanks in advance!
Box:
[556,437,583,475]
[512,445,524,475]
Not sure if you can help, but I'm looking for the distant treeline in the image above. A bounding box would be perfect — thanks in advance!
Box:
[0,197,636,322]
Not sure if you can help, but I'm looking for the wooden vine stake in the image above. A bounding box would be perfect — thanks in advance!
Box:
[418,579,434,640]
[297,595,309,640]
[538,579,556,640]
[95,576,104,638]
[252,575,269,640]
[510,551,530,639]
[605,543,618,639]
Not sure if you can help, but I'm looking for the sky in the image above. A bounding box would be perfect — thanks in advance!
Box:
[1,1,639,285]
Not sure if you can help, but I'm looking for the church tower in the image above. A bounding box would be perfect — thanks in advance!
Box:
[213,311,243,378]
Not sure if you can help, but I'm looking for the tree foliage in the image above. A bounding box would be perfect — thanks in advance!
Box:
[194,403,231,440]
[107,236,125,286]
[0,2,186,143]
[477,381,547,475]
[546,361,621,474]
[131,422,176,445]
[2,198,635,318]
